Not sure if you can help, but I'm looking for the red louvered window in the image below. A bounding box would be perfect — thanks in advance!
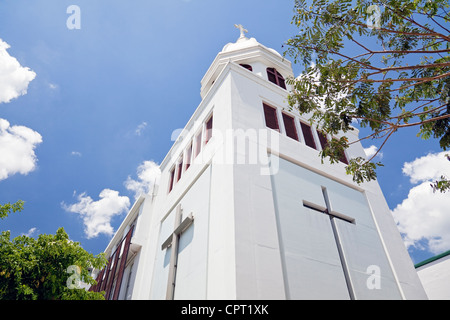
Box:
[282,113,299,141]
[185,143,192,171]
[266,67,286,89]
[317,130,329,151]
[90,226,134,300]
[338,146,349,165]
[205,115,213,144]
[194,131,202,158]
[300,122,316,149]
[318,130,349,164]
[263,103,280,132]
[176,157,183,182]
[168,167,175,193]
[332,137,349,164]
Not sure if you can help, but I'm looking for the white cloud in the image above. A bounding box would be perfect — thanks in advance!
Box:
[0,118,43,181]
[364,145,383,159]
[71,151,82,157]
[0,40,41,181]
[0,39,36,104]
[62,189,130,239]
[63,161,160,239]
[391,151,450,254]
[21,227,38,237]
[21,227,39,237]
[135,122,147,136]
[402,151,449,184]
[124,160,161,200]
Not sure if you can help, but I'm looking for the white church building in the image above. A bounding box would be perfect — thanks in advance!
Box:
[89,27,427,300]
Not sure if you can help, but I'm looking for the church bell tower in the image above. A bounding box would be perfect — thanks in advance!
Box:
[91,26,427,300]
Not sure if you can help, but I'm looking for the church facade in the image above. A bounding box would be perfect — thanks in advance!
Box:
[89,28,427,300]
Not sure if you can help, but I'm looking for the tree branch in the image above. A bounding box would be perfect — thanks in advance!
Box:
[402,98,443,117]
[338,70,450,86]
[345,18,444,38]
[430,16,450,34]
[295,9,445,39]
[347,126,392,146]
[366,128,396,163]
[360,48,450,55]
[365,61,450,77]
[395,108,450,129]
[395,72,450,91]
[381,1,450,42]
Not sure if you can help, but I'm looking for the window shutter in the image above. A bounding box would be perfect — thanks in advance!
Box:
[339,151,349,165]
[278,74,286,89]
[194,131,202,158]
[263,103,279,131]
[185,143,192,171]
[317,130,329,150]
[282,113,299,141]
[267,68,277,84]
[300,122,316,149]
[205,115,213,144]
[331,138,349,164]
[177,158,183,182]
[168,167,175,192]
[112,226,134,300]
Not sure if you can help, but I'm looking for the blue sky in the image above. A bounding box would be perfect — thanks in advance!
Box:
[0,0,448,265]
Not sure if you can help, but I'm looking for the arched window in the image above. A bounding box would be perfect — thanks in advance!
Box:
[266,67,286,89]
[240,64,253,72]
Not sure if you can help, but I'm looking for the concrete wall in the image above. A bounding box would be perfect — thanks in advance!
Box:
[417,254,450,299]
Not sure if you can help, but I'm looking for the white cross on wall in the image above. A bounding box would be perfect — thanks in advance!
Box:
[302,187,356,299]
[161,204,194,300]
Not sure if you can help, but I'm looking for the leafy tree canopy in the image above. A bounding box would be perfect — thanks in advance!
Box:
[285,0,450,190]
[0,201,107,300]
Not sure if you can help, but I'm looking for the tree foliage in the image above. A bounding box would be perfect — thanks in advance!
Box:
[285,0,450,189]
[0,200,24,220]
[0,201,107,300]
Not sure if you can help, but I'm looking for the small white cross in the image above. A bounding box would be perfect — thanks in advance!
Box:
[234,24,248,39]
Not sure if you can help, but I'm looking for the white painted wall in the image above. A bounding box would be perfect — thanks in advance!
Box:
[150,165,211,299]
[417,254,450,299]
[139,67,238,300]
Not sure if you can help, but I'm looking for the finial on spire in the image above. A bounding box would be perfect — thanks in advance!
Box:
[234,24,248,39]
